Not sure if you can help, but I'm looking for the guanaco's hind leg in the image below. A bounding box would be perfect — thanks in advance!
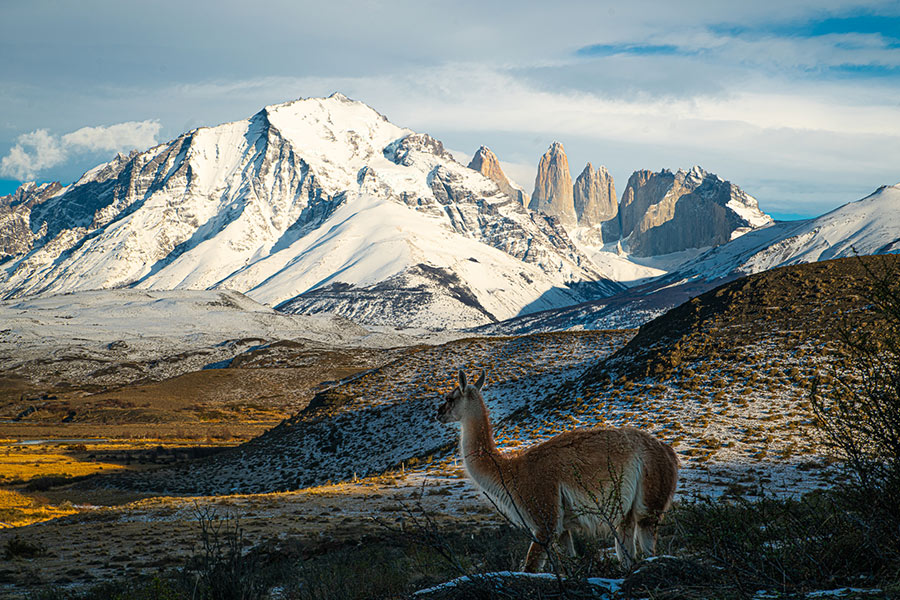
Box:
[614,514,637,569]
[559,529,576,557]
[523,539,548,573]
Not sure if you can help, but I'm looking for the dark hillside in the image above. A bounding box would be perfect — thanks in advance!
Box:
[593,254,897,381]
[93,331,629,494]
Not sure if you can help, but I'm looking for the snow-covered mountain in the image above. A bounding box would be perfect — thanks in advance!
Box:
[672,183,900,281]
[0,94,622,328]
[478,183,900,334]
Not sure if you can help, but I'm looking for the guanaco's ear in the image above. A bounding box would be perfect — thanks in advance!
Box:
[474,370,486,390]
[458,370,467,390]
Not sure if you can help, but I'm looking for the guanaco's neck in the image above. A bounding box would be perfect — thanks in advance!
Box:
[459,395,502,471]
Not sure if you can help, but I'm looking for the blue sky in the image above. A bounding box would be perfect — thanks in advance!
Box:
[1,0,899,220]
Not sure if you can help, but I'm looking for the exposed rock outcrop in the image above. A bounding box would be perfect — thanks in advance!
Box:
[574,162,617,228]
[609,166,772,257]
[0,182,62,258]
[529,142,576,226]
[467,146,527,205]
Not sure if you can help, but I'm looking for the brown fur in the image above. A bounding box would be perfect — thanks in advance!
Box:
[437,370,678,572]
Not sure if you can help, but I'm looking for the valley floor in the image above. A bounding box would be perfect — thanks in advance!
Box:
[0,454,841,596]
[3,261,889,597]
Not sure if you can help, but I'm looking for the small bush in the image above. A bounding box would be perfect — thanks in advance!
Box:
[668,491,895,595]
[3,534,46,559]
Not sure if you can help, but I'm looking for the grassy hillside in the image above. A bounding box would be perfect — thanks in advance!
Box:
[3,255,898,598]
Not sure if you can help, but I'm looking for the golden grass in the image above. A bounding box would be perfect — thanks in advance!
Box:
[0,488,79,528]
[0,448,126,483]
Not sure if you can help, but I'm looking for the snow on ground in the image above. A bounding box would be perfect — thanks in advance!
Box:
[413,571,621,597]
[0,288,467,387]
[568,226,708,286]
[0,289,456,354]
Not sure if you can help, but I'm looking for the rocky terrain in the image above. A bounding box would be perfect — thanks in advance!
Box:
[78,256,896,498]
[0,255,896,599]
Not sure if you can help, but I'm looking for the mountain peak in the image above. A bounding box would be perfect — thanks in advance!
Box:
[574,162,617,229]
[467,146,527,205]
[0,97,619,327]
[611,166,772,256]
[529,142,575,225]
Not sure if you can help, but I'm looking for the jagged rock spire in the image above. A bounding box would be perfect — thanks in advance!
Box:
[529,142,575,226]
[574,162,617,227]
[615,166,772,256]
[467,146,527,205]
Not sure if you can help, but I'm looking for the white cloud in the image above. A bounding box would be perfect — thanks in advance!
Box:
[61,121,161,154]
[0,120,160,181]
[0,130,66,181]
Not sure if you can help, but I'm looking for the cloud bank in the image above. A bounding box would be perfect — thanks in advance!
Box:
[0,1,897,216]
[0,121,161,181]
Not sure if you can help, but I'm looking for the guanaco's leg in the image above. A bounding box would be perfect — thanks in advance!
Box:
[614,514,637,569]
[635,514,660,556]
[523,538,549,573]
[522,483,562,573]
[559,529,576,557]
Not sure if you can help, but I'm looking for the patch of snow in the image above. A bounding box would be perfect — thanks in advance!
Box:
[805,588,883,598]
[414,571,621,596]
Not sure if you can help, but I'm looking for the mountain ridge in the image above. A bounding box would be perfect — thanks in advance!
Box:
[0,95,622,328]
[475,183,900,334]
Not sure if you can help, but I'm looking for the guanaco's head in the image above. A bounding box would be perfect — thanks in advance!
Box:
[437,369,486,423]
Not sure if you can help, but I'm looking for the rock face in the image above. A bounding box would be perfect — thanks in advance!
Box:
[467,146,527,205]
[0,94,624,328]
[529,142,576,226]
[0,182,63,258]
[608,166,772,257]
[573,162,617,228]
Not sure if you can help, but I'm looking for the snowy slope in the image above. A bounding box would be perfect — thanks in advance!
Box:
[0,289,411,354]
[479,184,900,334]
[674,183,900,282]
[0,94,622,328]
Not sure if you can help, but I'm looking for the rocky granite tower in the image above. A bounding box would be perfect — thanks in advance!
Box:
[574,163,617,227]
[612,166,772,256]
[467,146,527,205]
[529,142,575,226]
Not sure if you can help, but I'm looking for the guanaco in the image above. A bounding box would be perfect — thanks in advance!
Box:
[437,369,678,572]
